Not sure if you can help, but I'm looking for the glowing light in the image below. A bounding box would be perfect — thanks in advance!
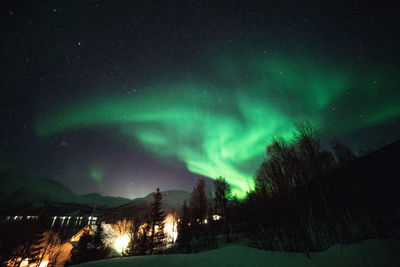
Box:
[20,258,29,266]
[114,234,130,254]
[212,214,221,221]
[19,259,48,267]
[164,213,178,243]
[51,216,57,227]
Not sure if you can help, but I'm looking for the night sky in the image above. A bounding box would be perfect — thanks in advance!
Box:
[1,1,400,199]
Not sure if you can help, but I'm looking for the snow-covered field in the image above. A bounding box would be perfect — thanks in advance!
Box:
[74,239,400,267]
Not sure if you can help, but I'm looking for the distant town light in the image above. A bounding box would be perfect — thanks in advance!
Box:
[212,214,221,221]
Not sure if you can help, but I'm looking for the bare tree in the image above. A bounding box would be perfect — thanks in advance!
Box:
[333,140,356,166]
[214,177,231,243]
[177,201,192,252]
[189,179,208,250]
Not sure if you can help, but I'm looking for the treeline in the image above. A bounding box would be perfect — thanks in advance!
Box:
[110,180,238,255]
[66,188,166,265]
[66,223,110,266]
[124,187,166,256]
[242,121,400,252]
[101,188,166,257]
[175,177,238,253]
[174,121,400,253]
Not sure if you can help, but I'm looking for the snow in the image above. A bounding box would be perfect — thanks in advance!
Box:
[118,190,191,213]
[0,171,131,209]
[73,238,400,267]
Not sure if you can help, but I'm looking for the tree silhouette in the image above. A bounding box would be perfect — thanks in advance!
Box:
[214,177,231,243]
[125,206,147,256]
[190,179,207,223]
[68,229,92,265]
[333,140,356,165]
[149,188,165,254]
[189,179,208,250]
[249,120,371,252]
[68,223,110,265]
[177,200,192,252]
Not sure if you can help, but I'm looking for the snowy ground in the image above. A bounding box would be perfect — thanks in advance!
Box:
[74,239,400,267]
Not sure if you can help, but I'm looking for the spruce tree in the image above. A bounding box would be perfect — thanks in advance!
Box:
[68,223,110,265]
[91,223,110,259]
[149,188,165,254]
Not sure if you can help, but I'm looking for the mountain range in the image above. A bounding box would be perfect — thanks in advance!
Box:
[0,170,191,216]
[0,171,128,215]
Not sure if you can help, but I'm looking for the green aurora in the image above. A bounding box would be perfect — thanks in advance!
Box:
[36,52,400,198]
[90,166,103,182]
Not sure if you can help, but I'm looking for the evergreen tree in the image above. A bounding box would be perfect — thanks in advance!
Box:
[68,223,110,265]
[68,230,92,265]
[139,221,151,255]
[149,188,165,254]
[92,223,110,259]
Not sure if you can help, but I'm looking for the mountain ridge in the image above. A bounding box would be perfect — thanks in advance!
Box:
[0,171,131,212]
[0,170,191,215]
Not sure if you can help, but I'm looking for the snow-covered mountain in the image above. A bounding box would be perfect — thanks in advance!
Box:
[0,170,191,216]
[0,171,131,214]
[113,190,191,214]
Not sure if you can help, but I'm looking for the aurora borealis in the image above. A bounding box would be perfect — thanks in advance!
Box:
[2,1,400,199]
[35,52,400,197]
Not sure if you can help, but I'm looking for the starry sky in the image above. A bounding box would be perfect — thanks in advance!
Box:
[1,1,400,199]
